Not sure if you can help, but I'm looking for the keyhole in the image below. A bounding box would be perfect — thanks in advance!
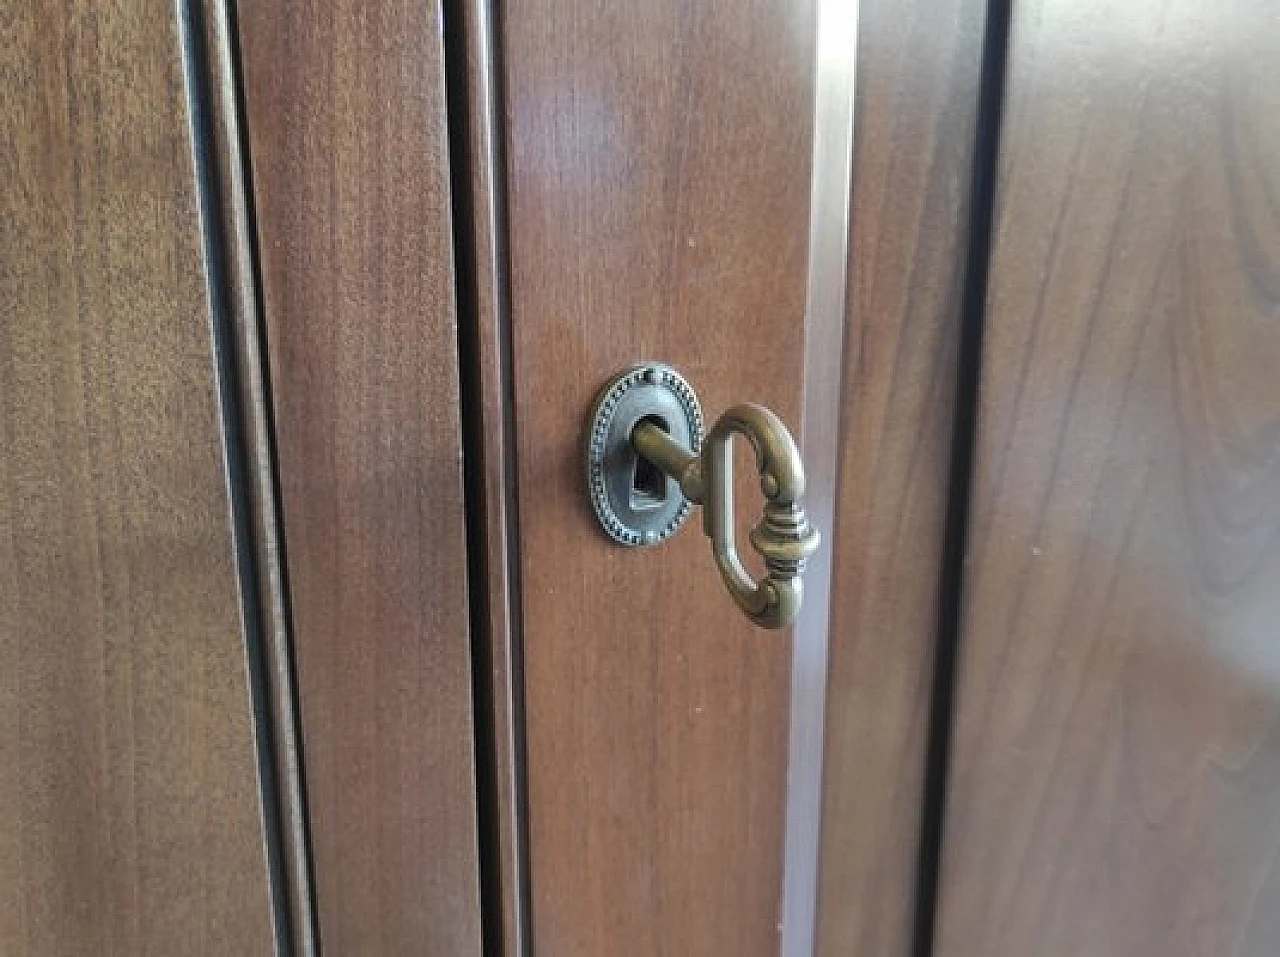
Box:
[630,415,669,510]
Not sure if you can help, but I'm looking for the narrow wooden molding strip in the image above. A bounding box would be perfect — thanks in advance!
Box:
[197,3,318,953]
[452,1,531,954]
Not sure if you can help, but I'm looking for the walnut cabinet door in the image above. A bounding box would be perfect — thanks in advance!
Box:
[931,3,1280,956]
[453,1,985,955]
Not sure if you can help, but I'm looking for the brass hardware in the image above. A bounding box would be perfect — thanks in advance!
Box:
[586,364,703,547]
[587,365,819,629]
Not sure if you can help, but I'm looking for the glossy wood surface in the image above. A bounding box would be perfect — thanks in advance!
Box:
[237,1,482,952]
[816,0,986,953]
[500,2,814,952]
[936,2,1280,954]
[0,2,277,953]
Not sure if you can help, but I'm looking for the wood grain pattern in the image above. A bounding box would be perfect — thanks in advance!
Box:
[936,2,1280,954]
[0,2,278,954]
[816,0,986,953]
[236,1,482,953]
[500,2,814,953]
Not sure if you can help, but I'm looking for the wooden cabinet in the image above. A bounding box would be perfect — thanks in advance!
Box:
[4,1,1278,956]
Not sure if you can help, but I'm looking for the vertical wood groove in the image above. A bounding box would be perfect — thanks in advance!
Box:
[193,1,320,952]
[908,3,1012,955]
[447,1,531,954]
[175,1,295,949]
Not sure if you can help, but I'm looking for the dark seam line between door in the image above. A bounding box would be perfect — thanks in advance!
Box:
[209,1,325,952]
[176,2,298,953]
[180,1,323,953]
[441,3,533,955]
[910,3,1013,957]
[481,16,534,947]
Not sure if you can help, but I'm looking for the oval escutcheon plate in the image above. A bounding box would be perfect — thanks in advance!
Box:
[586,363,704,547]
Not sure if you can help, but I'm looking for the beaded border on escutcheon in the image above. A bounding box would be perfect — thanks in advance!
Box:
[587,364,704,546]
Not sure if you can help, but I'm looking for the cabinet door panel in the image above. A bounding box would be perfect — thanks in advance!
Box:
[237,1,483,953]
[937,3,1280,955]
[502,0,810,944]
[0,2,278,953]
[478,1,983,953]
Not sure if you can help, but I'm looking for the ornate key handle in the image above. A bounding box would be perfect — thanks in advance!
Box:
[586,365,820,629]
